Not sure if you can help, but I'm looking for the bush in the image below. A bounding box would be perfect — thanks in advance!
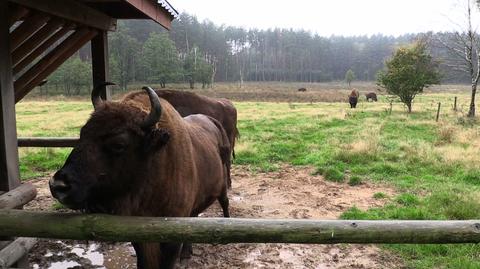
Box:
[324,167,344,182]
[348,175,362,186]
[373,192,388,199]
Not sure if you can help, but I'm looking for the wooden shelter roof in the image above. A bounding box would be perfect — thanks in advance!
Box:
[0,0,177,191]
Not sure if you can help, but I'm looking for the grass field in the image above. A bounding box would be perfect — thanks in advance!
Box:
[17,82,480,268]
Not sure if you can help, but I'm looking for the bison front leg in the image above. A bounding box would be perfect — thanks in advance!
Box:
[132,242,182,269]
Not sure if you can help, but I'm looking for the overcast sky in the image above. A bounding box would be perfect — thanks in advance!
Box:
[170,0,480,36]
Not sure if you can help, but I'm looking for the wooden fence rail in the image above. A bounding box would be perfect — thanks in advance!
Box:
[0,210,479,244]
[17,137,78,147]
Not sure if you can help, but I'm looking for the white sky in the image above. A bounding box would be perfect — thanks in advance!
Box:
[170,0,480,37]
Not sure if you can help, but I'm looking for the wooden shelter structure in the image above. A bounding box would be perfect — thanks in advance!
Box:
[0,0,177,266]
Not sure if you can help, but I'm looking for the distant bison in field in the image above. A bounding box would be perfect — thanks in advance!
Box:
[298,87,307,92]
[50,83,231,269]
[349,89,359,108]
[366,92,378,102]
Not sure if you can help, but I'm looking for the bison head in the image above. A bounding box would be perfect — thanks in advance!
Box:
[49,84,169,212]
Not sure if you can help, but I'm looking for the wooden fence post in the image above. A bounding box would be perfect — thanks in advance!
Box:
[454,97,457,111]
[436,102,441,122]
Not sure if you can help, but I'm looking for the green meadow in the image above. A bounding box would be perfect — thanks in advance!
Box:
[17,85,480,268]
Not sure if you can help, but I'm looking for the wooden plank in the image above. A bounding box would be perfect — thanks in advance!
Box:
[14,27,90,95]
[0,0,21,192]
[91,30,111,100]
[10,0,116,31]
[16,30,98,102]
[0,183,37,209]
[10,13,50,52]
[12,25,72,74]
[17,137,79,147]
[1,210,480,244]
[124,0,173,29]
[0,237,37,268]
[8,4,30,28]
[11,19,64,66]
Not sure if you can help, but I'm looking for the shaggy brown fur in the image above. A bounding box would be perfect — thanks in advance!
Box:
[50,90,230,269]
[124,89,239,188]
[365,92,378,102]
[349,89,359,108]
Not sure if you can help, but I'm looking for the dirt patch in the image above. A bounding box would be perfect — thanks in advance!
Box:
[25,165,402,269]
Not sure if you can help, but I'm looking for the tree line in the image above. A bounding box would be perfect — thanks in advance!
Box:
[45,13,472,95]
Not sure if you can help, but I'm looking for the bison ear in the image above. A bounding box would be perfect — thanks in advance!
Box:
[143,128,170,153]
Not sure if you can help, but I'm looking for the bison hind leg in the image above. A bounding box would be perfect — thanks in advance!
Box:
[180,243,193,260]
[219,187,230,218]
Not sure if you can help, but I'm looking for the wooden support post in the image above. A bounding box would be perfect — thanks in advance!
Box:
[454,96,457,111]
[91,30,111,100]
[10,13,50,52]
[0,183,37,209]
[0,238,37,268]
[436,102,441,122]
[0,0,21,192]
[16,30,98,102]
[13,25,72,74]
[11,19,64,66]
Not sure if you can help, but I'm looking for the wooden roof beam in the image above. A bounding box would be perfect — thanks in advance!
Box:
[8,4,30,28]
[14,27,91,93]
[124,0,174,30]
[11,19,64,66]
[15,28,98,102]
[12,25,73,75]
[10,0,116,31]
[10,13,51,51]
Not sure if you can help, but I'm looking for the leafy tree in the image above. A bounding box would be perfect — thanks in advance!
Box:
[345,69,356,87]
[49,54,91,95]
[377,41,441,113]
[141,33,182,88]
[109,22,141,90]
[184,46,214,89]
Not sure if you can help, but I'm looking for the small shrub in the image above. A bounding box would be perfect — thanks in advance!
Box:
[373,192,388,199]
[324,167,344,182]
[348,175,362,186]
[436,126,455,145]
[52,201,66,210]
[396,193,420,206]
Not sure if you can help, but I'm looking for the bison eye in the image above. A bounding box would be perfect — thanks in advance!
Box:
[106,142,127,155]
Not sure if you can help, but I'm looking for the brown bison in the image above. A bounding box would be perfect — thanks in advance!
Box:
[297,87,307,92]
[365,92,378,102]
[349,89,359,108]
[49,83,230,269]
[149,90,239,188]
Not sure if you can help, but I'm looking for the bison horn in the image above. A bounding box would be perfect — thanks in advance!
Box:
[141,86,162,129]
[91,82,115,110]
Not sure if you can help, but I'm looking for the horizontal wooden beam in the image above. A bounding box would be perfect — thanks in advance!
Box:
[16,29,98,102]
[12,25,73,74]
[11,19,64,66]
[0,184,37,210]
[10,0,116,31]
[10,13,51,52]
[17,137,78,147]
[0,210,479,244]
[0,237,37,268]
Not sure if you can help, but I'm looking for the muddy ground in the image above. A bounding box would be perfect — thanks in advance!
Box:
[25,165,403,269]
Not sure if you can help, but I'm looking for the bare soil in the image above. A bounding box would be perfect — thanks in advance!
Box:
[25,165,403,269]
